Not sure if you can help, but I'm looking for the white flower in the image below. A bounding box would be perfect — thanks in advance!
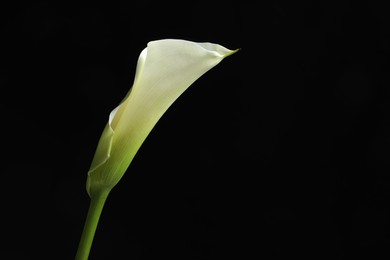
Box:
[86,39,238,197]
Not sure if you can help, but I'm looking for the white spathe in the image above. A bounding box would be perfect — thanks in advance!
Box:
[87,39,238,197]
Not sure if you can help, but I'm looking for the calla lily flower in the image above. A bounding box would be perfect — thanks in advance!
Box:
[86,39,238,197]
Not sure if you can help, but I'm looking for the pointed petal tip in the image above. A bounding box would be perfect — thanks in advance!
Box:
[224,48,241,58]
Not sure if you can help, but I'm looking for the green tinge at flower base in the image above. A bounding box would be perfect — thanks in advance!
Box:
[86,39,239,198]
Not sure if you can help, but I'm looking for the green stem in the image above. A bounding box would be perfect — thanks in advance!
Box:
[75,190,110,260]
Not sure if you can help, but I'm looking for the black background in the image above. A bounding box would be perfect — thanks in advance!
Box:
[1,1,390,259]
